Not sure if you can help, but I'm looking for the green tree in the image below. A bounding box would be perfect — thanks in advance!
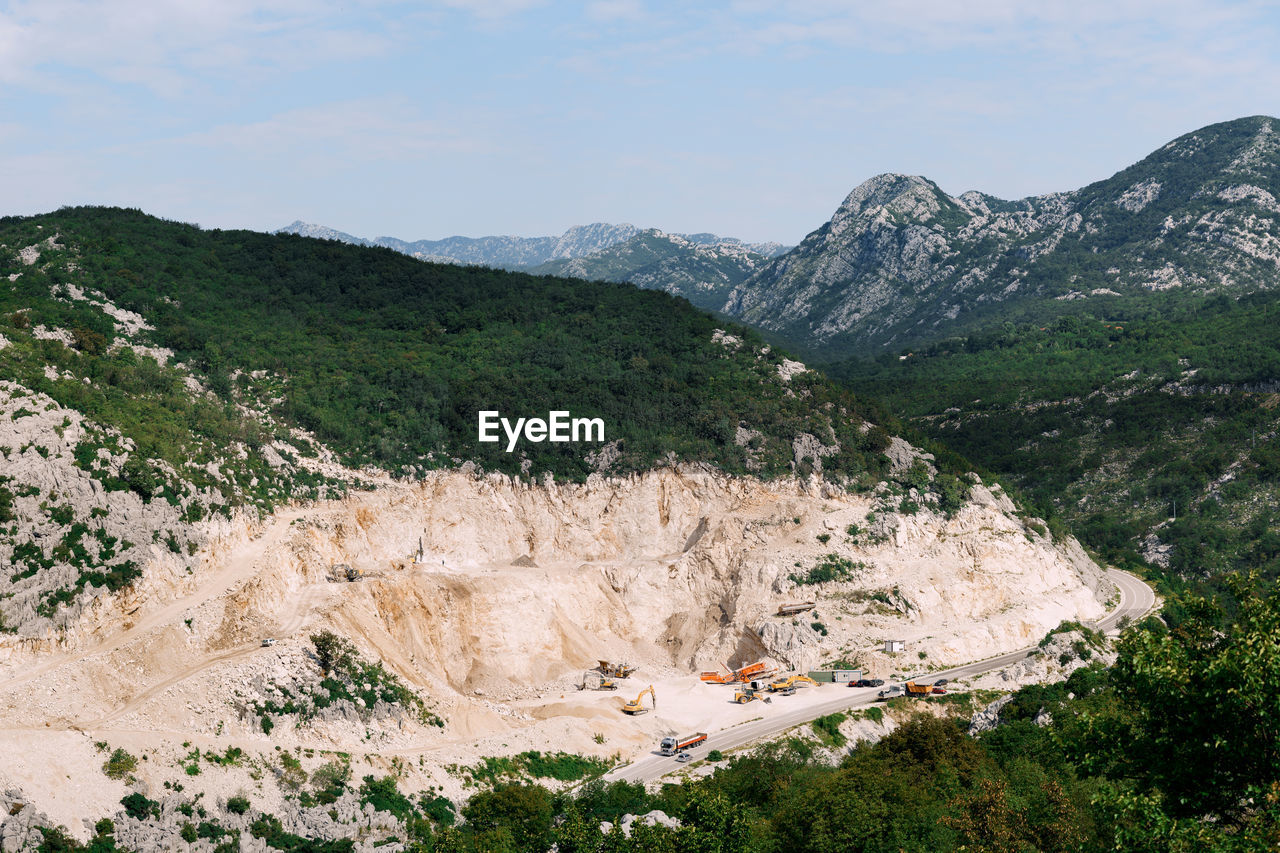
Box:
[310,631,356,676]
[1079,574,1280,825]
[462,784,554,853]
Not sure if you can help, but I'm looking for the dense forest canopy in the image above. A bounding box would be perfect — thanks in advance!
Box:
[831,293,1280,602]
[0,206,901,486]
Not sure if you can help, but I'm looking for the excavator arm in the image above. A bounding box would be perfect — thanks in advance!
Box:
[622,684,656,714]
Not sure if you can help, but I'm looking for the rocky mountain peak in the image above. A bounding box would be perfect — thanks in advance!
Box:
[548,222,642,259]
[833,173,960,226]
[725,115,1280,358]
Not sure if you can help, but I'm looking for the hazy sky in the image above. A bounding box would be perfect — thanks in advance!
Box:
[2,1,1279,244]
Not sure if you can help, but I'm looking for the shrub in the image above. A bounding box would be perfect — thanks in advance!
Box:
[706,750,724,762]
[359,775,413,821]
[226,795,250,815]
[102,747,138,780]
[419,794,456,826]
[120,792,158,820]
[790,554,864,586]
[812,712,848,748]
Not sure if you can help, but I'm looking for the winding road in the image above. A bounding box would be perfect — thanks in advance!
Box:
[605,568,1157,785]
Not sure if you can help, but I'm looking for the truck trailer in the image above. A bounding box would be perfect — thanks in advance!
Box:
[659,732,708,756]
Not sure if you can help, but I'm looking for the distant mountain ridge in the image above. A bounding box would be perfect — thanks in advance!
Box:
[276,220,788,270]
[725,115,1280,357]
[527,228,774,311]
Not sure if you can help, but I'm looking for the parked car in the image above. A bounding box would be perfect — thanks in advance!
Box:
[261,638,276,647]
[934,678,949,686]
[869,679,885,687]
[932,686,948,694]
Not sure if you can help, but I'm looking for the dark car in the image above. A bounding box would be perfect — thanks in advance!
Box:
[934,678,949,687]
[869,679,885,687]
[850,678,874,688]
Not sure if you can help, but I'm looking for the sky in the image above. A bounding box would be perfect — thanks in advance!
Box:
[2,1,1279,245]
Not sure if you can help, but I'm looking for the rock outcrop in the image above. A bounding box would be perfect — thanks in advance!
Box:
[725,116,1280,357]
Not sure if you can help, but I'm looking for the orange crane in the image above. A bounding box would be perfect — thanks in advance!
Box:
[622,685,656,715]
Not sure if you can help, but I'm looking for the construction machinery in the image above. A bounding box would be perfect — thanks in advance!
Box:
[700,660,774,684]
[622,685,656,715]
[598,660,637,679]
[328,564,364,583]
[581,671,618,691]
[766,674,821,695]
[904,681,934,698]
[659,732,707,756]
[733,684,772,704]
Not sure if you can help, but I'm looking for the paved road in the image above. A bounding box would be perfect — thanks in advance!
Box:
[605,568,1156,784]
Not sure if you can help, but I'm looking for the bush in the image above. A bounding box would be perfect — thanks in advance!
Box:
[359,775,413,821]
[225,795,250,815]
[706,750,724,762]
[120,792,158,820]
[419,794,456,826]
[790,554,863,586]
[812,712,848,748]
[102,747,137,780]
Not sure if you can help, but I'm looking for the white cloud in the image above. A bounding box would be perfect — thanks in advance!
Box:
[173,96,500,161]
[0,0,395,95]
[586,0,645,22]
[432,0,544,20]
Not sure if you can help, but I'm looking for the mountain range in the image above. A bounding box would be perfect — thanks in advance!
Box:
[286,117,1280,363]
[727,115,1280,358]
[526,229,774,312]
[276,220,789,271]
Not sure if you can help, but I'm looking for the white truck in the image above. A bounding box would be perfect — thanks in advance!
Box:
[659,732,707,756]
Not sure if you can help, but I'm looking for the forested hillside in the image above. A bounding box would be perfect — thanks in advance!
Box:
[833,291,1280,595]
[1,206,900,484]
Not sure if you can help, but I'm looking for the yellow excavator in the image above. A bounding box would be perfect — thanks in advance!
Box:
[622,685,656,715]
[767,674,821,695]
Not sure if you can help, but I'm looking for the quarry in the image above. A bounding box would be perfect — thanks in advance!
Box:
[0,462,1114,838]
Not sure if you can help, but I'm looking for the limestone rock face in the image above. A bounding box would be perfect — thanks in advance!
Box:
[602,810,681,838]
[0,789,49,853]
[724,116,1280,358]
[236,464,1111,697]
[968,694,1015,736]
[757,620,823,672]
